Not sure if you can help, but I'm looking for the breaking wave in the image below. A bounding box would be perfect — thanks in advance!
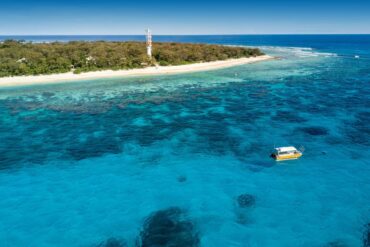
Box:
[260,46,337,57]
[231,45,338,58]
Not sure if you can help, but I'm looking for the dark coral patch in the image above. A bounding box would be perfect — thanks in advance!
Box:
[235,212,253,225]
[66,136,122,161]
[345,111,370,145]
[364,223,370,247]
[177,176,187,183]
[299,126,329,136]
[323,240,349,247]
[96,238,127,247]
[138,207,200,247]
[272,110,307,123]
[237,193,256,208]
[41,92,55,98]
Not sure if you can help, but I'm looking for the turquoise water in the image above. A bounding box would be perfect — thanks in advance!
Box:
[0,36,370,247]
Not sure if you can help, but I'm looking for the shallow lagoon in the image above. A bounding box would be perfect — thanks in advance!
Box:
[0,36,369,246]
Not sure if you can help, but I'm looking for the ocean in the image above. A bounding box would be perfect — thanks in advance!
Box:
[0,35,369,247]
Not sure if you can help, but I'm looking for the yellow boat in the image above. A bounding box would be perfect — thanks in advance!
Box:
[271,146,302,161]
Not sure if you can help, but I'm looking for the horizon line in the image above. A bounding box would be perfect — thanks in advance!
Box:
[1,33,370,36]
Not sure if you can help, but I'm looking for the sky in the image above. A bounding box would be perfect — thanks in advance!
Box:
[0,0,369,35]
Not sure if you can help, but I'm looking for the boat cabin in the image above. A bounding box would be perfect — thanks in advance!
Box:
[271,146,302,161]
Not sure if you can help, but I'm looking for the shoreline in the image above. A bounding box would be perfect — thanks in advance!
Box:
[0,55,273,88]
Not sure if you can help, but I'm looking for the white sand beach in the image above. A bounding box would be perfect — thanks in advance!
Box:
[0,55,273,87]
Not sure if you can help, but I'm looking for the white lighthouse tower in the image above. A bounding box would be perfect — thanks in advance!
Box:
[145,28,152,58]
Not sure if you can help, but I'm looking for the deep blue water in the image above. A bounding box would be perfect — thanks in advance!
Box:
[1,34,369,55]
[0,35,370,247]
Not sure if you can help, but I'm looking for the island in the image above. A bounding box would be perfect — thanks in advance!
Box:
[0,40,272,87]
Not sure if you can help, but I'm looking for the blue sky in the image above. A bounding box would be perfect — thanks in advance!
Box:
[0,0,369,34]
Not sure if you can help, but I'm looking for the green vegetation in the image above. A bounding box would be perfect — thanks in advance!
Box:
[0,40,263,77]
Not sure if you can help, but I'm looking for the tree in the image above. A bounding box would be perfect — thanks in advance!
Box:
[0,40,264,77]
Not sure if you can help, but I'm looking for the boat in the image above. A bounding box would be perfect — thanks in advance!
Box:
[271,146,302,161]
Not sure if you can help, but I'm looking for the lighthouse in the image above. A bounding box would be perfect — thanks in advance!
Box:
[145,28,152,58]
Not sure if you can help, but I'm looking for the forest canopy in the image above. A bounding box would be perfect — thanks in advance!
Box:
[0,40,264,77]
